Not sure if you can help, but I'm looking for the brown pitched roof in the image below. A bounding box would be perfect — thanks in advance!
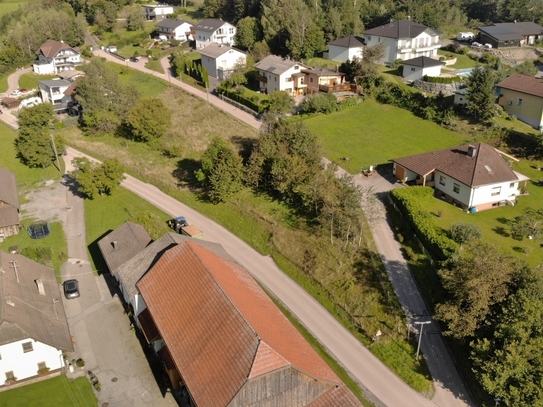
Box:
[497,73,543,98]
[137,241,360,407]
[328,35,365,48]
[393,143,521,186]
[363,19,442,39]
[308,384,363,407]
[0,252,72,351]
[0,167,20,209]
[36,39,79,58]
[0,206,19,229]
[97,222,152,273]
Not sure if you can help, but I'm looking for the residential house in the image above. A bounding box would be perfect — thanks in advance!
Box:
[193,19,236,49]
[363,19,442,66]
[327,35,365,62]
[255,55,309,95]
[97,222,152,275]
[33,40,82,75]
[478,22,543,48]
[496,73,543,130]
[38,80,76,113]
[134,239,363,406]
[0,251,73,384]
[0,167,20,242]
[401,56,445,82]
[198,44,246,79]
[142,4,173,20]
[392,143,529,211]
[156,18,192,42]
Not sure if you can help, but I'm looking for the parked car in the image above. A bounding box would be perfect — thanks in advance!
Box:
[20,88,28,94]
[471,42,482,47]
[10,89,22,96]
[63,279,80,299]
[129,56,139,62]
[484,43,492,49]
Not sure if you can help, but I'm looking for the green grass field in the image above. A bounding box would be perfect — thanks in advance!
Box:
[302,99,468,173]
[111,64,169,98]
[0,376,96,407]
[0,0,31,17]
[437,49,478,69]
[18,73,57,91]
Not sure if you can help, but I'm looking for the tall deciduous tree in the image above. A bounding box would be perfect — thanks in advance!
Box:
[70,157,125,199]
[235,16,260,50]
[340,43,385,85]
[466,65,496,124]
[15,104,63,168]
[510,208,543,241]
[195,137,244,203]
[125,98,171,142]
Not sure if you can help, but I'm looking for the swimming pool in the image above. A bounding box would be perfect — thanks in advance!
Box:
[456,68,475,77]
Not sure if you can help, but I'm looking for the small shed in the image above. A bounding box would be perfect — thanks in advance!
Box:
[1,97,21,109]
[402,56,445,82]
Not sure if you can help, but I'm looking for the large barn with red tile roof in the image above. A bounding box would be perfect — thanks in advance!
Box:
[392,143,529,211]
[135,240,362,407]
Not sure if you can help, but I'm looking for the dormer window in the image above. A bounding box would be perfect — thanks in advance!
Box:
[294,65,299,69]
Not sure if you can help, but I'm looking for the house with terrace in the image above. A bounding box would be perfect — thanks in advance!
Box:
[33,40,81,75]
[363,19,442,66]
[156,18,192,42]
[496,73,543,130]
[0,167,20,242]
[0,251,73,384]
[194,19,236,50]
[255,55,310,95]
[478,22,543,48]
[392,143,529,211]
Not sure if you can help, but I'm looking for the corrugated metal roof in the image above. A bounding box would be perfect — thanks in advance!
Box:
[479,22,543,41]
[497,73,543,98]
[0,252,72,351]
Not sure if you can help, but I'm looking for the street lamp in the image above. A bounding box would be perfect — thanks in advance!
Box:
[414,320,431,359]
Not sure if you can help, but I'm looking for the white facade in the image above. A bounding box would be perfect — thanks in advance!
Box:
[200,47,246,79]
[259,65,305,94]
[157,21,192,41]
[0,338,64,382]
[142,5,173,20]
[328,45,363,63]
[39,80,72,111]
[402,63,441,81]
[195,22,236,49]
[365,31,440,66]
[33,48,81,75]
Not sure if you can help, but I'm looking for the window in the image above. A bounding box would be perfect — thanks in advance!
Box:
[294,65,299,70]
[38,362,47,370]
[22,342,33,353]
[411,67,416,71]
[491,186,501,196]
[517,98,523,106]
[367,35,371,41]
[439,176,446,186]
[510,182,516,188]
[378,37,381,42]
[508,100,513,106]
[5,371,15,381]
[229,27,234,34]
[310,77,314,83]
[453,183,460,194]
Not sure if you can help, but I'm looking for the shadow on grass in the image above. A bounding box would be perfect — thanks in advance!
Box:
[512,246,528,254]
[230,135,256,162]
[172,158,200,189]
[88,230,111,276]
[492,226,510,237]
[495,216,510,225]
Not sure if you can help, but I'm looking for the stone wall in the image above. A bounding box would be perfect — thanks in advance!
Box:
[412,79,466,95]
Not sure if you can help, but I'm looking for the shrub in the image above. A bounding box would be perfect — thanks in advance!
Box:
[338,97,357,110]
[422,75,463,84]
[76,358,85,367]
[37,366,50,375]
[300,93,338,114]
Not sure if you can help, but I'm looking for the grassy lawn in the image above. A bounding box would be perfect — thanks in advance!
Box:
[303,57,342,71]
[145,57,165,73]
[302,98,468,173]
[0,0,31,17]
[0,375,96,407]
[84,187,172,274]
[110,63,169,98]
[18,73,58,91]
[437,49,478,69]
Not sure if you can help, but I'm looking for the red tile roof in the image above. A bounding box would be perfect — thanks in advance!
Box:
[497,73,543,98]
[393,142,520,186]
[36,39,79,58]
[137,241,361,407]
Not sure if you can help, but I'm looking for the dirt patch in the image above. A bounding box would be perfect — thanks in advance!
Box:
[21,181,68,225]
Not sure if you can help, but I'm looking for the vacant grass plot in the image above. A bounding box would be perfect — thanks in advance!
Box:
[112,64,169,98]
[303,99,467,173]
[0,0,31,17]
[18,73,58,90]
[0,376,97,407]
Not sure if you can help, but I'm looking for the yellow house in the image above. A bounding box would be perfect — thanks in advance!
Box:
[497,73,543,130]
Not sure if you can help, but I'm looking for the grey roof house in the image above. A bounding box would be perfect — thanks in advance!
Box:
[0,167,20,241]
[478,22,543,48]
[327,35,365,62]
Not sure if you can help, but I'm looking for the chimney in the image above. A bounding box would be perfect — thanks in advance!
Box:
[5,295,14,307]
[112,241,117,249]
[407,15,411,21]
[467,145,477,157]
[36,279,46,296]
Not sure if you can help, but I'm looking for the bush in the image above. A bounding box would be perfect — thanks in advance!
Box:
[21,246,53,266]
[218,88,266,113]
[338,97,358,110]
[300,93,338,114]
[422,75,463,84]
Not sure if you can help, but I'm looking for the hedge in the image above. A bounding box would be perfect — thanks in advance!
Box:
[218,88,267,114]
[390,187,457,262]
[423,75,463,84]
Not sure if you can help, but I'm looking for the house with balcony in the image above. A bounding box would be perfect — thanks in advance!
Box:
[496,73,543,130]
[302,67,358,100]
[478,22,543,48]
[156,18,192,41]
[198,44,246,79]
[142,4,173,20]
[0,167,20,242]
[33,40,82,75]
[327,35,365,62]
[38,79,76,113]
[363,19,442,66]
[392,143,529,211]
[193,19,236,49]
[255,55,310,95]
[0,251,73,385]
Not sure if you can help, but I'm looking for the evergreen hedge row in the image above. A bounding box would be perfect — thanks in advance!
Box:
[423,75,462,84]
[219,88,267,114]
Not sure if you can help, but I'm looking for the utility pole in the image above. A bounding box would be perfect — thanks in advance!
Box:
[414,321,431,359]
[50,133,62,173]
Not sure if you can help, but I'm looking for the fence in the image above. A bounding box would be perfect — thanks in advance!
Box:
[217,94,261,118]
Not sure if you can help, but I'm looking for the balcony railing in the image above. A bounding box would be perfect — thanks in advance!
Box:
[398,41,440,51]
[256,75,268,83]
[318,83,357,93]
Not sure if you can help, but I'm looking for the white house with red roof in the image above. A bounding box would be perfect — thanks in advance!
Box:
[497,73,543,130]
[363,19,442,66]
[33,40,82,75]
[392,143,529,211]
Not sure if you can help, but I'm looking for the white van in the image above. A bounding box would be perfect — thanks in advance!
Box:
[457,32,475,41]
